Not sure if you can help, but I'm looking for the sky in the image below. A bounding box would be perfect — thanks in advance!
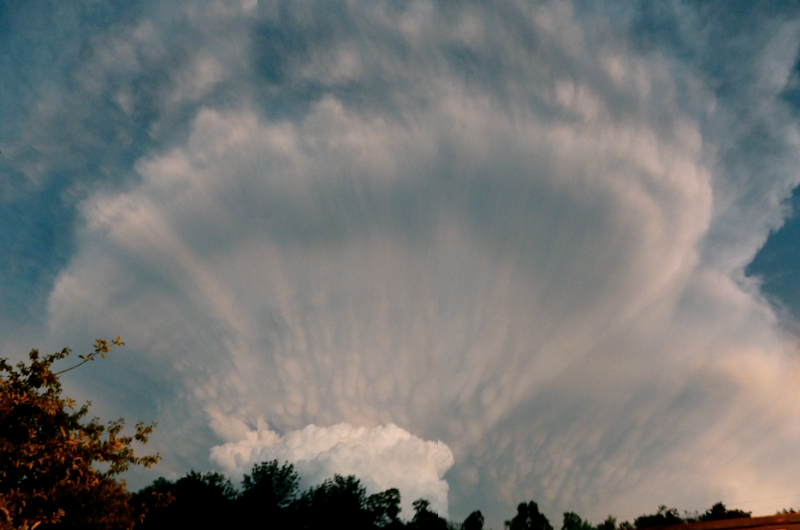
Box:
[3,0,800,527]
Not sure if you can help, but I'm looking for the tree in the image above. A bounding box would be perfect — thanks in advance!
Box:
[463,510,485,530]
[294,474,373,530]
[0,339,160,530]
[505,501,553,530]
[409,499,448,530]
[634,506,683,529]
[240,459,299,510]
[698,503,751,522]
[562,512,594,530]
[596,516,618,530]
[132,471,234,530]
[238,460,299,528]
[366,488,402,529]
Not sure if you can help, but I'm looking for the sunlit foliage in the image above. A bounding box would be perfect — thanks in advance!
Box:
[0,338,160,530]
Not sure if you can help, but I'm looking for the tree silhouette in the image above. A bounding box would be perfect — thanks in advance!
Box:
[634,506,684,529]
[0,339,159,530]
[238,460,299,527]
[241,459,299,507]
[463,510,485,530]
[505,501,554,530]
[132,471,234,530]
[367,488,403,528]
[409,499,448,530]
[293,474,374,530]
[698,503,751,522]
[562,512,595,530]
[596,516,618,530]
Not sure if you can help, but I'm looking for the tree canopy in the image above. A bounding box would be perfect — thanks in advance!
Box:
[505,501,554,530]
[699,503,751,522]
[463,510,484,530]
[632,502,753,529]
[0,339,160,530]
[130,471,233,529]
[130,458,767,530]
[562,512,596,530]
[634,506,684,529]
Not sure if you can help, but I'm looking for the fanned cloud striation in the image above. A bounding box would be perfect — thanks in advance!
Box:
[2,1,800,527]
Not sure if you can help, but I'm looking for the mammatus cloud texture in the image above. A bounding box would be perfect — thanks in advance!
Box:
[3,0,800,527]
[210,423,454,517]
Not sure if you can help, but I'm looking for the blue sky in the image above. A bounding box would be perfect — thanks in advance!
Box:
[3,1,800,527]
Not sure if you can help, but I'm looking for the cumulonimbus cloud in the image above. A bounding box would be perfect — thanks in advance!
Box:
[210,422,454,517]
[25,0,800,527]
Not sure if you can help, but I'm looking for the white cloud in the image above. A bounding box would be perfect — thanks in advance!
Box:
[210,422,454,517]
[13,0,800,527]
[168,53,225,104]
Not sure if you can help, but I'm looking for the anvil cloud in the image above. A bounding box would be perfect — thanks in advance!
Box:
[2,1,800,527]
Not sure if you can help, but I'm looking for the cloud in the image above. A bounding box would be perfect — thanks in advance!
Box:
[2,0,800,527]
[210,422,454,518]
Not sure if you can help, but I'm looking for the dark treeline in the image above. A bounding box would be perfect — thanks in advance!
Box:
[130,460,759,530]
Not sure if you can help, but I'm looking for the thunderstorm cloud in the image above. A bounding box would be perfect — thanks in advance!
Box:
[3,0,800,527]
[210,422,454,517]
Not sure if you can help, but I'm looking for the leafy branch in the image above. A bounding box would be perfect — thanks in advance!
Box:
[53,336,125,376]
